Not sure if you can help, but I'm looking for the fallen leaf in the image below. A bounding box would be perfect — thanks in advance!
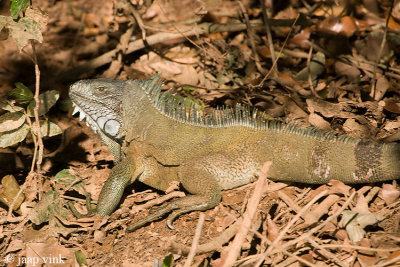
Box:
[308,112,331,130]
[342,118,371,139]
[329,180,351,196]
[374,76,390,101]
[334,61,361,82]
[383,101,400,114]
[381,184,400,205]
[340,211,385,243]
[266,214,279,242]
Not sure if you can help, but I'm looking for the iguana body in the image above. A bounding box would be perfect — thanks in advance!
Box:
[69,75,400,230]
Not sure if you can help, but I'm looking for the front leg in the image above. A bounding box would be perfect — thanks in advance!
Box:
[69,155,139,218]
[97,156,139,216]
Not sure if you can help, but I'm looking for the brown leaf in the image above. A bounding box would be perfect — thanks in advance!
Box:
[342,118,371,139]
[334,61,361,82]
[359,32,391,62]
[374,76,390,101]
[382,250,400,265]
[289,28,311,48]
[319,16,357,38]
[277,96,308,120]
[381,184,400,205]
[26,241,75,266]
[303,194,340,225]
[308,112,331,130]
[383,101,400,114]
[306,98,355,119]
[266,214,279,242]
[329,180,351,196]
[0,175,25,212]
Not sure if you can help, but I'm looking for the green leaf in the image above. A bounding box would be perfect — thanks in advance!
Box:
[182,86,196,91]
[27,90,60,117]
[0,112,25,132]
[7,83,33,104]
[162,254,173,267]
[54,169,75,183]
[10,0,29,19]
[54,169,84,192]
[31,121,62,137]
[7,17,43,51]
[75,250,88,266]
[0,124,28,147]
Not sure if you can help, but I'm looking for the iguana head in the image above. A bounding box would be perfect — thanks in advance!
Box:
[69,78,126,141]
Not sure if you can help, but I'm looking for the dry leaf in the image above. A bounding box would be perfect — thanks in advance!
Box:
[334,61,361,82]
[329,180,351,196]
[308,112,331,130]
[374,76,390,101]
[340,211,385,243]
[381,184,400,205]
[342,118,370,139]
[383,101,400,114]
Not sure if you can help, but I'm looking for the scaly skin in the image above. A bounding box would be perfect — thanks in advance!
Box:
[69,75,400,231]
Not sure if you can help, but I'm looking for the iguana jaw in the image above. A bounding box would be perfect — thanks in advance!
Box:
[71,102,102,134]
[69,79,125,141]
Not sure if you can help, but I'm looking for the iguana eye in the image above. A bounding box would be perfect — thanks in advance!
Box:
[97,86,106,92]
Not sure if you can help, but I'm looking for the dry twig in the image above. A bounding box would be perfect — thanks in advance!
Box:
[184,213,205,267]
[222,162,271,267]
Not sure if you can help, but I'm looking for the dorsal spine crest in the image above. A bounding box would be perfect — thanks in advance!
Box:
[136,74,376,146]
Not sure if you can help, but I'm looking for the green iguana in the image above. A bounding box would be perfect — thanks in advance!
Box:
[68,74,400,231]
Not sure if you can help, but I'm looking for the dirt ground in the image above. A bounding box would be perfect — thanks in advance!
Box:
[1,0,400,266]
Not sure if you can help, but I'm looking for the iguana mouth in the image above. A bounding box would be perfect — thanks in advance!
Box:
[71,103,99,133]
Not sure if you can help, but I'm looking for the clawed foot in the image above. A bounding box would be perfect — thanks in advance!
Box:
[68,192,97,218]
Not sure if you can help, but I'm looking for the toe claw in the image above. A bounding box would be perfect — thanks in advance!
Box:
[166,219,175,230]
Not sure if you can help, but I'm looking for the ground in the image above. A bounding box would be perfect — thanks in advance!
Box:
[0,0,400,266]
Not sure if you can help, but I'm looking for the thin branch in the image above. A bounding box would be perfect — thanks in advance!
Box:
[306,43,318,97]
[8,40,42,219]
[305,236,347,267]
[274,191,357,253]
[260,0,277,75]
[222,162,272,267]
[237,1,266,75]
[184,213,205,267]
[264,189,329,255]
[257,14,300,87]
[169,219,241,255]
[370,0,394,99]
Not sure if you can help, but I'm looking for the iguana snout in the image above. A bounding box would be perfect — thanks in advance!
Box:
[69,79,125,140]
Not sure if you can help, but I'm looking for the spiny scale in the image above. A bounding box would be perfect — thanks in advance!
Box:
[136,74,368,145]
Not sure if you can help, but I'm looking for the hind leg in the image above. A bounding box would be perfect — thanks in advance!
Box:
[127,160,222,232]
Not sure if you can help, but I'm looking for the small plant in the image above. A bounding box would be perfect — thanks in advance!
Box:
[0,0,52,149]
[0,83,61,148]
